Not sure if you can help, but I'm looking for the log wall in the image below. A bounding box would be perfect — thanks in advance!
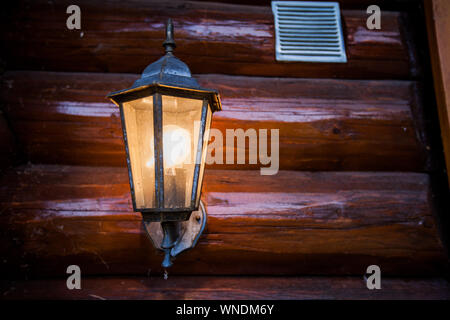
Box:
[0,71,429,171]
[0,0,448,289]
[2,0,417,79]
[2,276,450,300]
[0,165,446,277]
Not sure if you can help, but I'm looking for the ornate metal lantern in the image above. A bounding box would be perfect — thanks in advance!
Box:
[108,19,221,268]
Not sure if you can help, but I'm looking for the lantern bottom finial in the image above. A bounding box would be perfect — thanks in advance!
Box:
[142,201,207,268]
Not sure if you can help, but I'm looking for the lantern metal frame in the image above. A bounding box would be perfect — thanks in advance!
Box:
[108,20,221,222]
[107,19,221,268]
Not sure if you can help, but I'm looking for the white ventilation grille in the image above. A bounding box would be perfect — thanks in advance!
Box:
[272,1,347,63]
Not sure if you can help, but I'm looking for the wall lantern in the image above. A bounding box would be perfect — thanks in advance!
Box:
[108,19,221,268]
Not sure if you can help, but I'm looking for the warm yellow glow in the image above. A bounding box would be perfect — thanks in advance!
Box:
[143,125,191,169]
[163,125,191,169]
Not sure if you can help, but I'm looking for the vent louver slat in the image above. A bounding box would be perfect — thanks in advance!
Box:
[272,1,347,62]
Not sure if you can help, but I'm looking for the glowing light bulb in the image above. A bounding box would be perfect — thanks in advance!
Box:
[163,125,190,168]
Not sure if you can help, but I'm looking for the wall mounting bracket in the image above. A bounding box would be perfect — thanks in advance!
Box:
[142,201,207,267]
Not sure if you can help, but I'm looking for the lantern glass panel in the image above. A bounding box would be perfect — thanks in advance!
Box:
[122,96,155,209]
[195,104,212,207]
[161,95,204,208]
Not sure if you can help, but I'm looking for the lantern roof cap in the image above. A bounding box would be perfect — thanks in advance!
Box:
[130,52,199,89]
[107,19,221,112]
[142,53,191,78]
[136,18,197,88]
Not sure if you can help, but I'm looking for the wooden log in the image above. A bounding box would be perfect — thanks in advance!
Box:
[2,276,449,300]
[1,0,416,79]
[0,71,428,171]
[0,164,446,277]
[194,0,422,10]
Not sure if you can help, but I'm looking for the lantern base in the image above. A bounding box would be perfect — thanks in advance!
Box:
[142,201,207,266]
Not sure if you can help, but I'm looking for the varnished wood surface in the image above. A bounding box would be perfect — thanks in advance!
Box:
[425,0,450,187]
[1,276,449,300]
[0,164,446,277]
[0,71,428,171]
[1,0,416,79]
[195,0,421,10]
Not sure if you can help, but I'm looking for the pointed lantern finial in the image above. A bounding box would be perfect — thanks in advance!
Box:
[163,18,176,53]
